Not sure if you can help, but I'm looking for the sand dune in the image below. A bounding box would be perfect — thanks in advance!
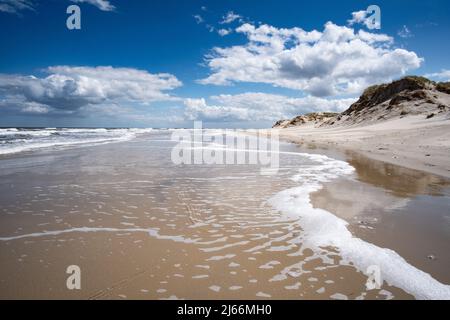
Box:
[273,77,450,178]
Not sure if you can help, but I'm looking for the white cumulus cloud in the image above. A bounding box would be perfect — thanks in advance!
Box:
[184,92,355,122]
[0,66,182,114]
[198,22,422,97]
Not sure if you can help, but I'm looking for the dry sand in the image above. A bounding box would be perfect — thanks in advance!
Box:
[273,114,450,178]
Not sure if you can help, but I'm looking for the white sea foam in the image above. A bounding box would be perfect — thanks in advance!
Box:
[269,152,450,300]
[0,128,154,155]
[0,226,196,244]
[0,227,151,241]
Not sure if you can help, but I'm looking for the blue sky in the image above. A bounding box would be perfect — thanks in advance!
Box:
[0,0,449,128]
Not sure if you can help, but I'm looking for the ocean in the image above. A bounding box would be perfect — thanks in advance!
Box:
[0,128,155,155]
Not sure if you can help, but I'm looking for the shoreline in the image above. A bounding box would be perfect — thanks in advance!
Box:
[0,130,449,299]
[264,126,450,295]
[271,115,450,179]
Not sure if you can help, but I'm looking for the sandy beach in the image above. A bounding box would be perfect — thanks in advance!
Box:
[2,0,450,306]
[0,130,449,300]
[274,114,450,179]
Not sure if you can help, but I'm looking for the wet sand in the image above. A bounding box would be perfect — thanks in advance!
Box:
[310,150,450,285]
[274,115,450,179]
[0,132,449,300]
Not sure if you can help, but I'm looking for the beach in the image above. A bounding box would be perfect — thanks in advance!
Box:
[0,129,449,300]
[274,114,450,178]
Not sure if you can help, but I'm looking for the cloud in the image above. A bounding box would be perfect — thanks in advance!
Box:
[193,13,217,33]
[184,92,355,122]
[425,70,450,82]
[0,0,116,14]
[348,10,369,27]
[0,66,182,114]
[71,0,115,11]
[397,25,413,38]
[184,98,250,121]
[194,10,243,35]
[21,101,49,114]
[348,8,380,30]
[193,14,204,24]
[198,22,422,97]
[0,95,50,114]
[221,11,242,24]
[218,28,232,36]
[0,0,34,14]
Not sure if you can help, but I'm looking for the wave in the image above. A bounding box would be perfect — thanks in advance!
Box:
[0,128,154,155]
[269,152,450,300]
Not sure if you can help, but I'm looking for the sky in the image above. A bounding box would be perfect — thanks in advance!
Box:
[0,0,449,128]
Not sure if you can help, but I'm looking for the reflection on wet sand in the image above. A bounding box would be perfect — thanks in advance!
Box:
[345,151,450,197]
[311,150,450,284]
